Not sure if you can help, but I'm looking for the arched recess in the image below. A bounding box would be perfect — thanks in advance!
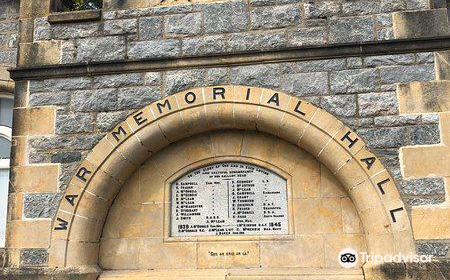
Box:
[49,85,415,268]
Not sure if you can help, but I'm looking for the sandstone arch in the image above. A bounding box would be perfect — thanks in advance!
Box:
[49,85,414,268]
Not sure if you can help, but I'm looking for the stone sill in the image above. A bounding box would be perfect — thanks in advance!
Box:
[48,9,101,24]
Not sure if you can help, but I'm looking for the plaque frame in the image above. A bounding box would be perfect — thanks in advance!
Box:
[163,156,295,243]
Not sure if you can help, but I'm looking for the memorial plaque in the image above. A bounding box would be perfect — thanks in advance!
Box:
[170,162,288,237]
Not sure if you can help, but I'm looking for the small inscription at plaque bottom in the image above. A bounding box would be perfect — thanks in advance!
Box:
[170,162,288,237]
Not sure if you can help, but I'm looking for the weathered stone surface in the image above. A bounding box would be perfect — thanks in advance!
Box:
[165,13,202,37]
[409,124,440,145]
[417,242,449,257]
[96,111,131,132]
[416,52,434,63]
[128,39,181,60]
[364,54,415,66]
[51,22,102,39]
[406,0,430,9]
[18,41,60,67]
[282,72,328,96]
[304,1,341,19]
[144,72,161,85]
[206,68,229,85]
[228,31,286,52]
[421,114,440,124]
[401,177,445,196]
[329,16,374,43]
[330,69,379,93]
[20,249,48,266]
[377,13,393,26]
[92,73,143,89]
[341,0,405,16]
[282,58,346,73]
[154,3,193,15]
[117,86,159,109]
[374,115,421,126]
[358,127,410,148]
[50,151,82,163]
[164,69,206,95]
[406,197,445,206]
[71,89,117,112]
[203,1,248,34]
[29,77,91,93]
[321,95,357,117]
[23,193,60,219]
[103,19,138,35]
[347,57,363,69]
[29,92,69,106]
[56,113,95,134]
[29,134,103,151]
[182,35,227,56]
[249,0,300,6]
[231,64,280,88]
[287,27,326,46]
[250,4,301,29]
[359,92,399,117]
[393,9,449,39]
[139,17,163,40]
[435,51,450,80]
[77,36,126,63]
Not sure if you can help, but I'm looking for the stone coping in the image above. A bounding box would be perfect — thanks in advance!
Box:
[9,36,450,81]
[48,10,102,24]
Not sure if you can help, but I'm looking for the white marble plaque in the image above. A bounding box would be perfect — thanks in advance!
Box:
[170,162,288,237]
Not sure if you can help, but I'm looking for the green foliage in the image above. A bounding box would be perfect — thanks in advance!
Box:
[59,0,102,11]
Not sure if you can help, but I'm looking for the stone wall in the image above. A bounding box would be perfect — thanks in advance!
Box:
[7,0,450,273]
[0,0,18,67]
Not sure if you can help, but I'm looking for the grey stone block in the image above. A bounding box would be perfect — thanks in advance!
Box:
[282,59,346,74]
[380,64,435,84]
[117,86,160,110]
[378,27,394,41]
[374,115,421,126]
[228,31,286,52]
[71,89,117,112]
[128,39,181,60]
[21,249,48,267]
[304,1,341,19]
[23,193,60,219]
[231,64,280,88]
[51,151,82,163]
[358,127,410,148]
[92,73,143,89]
[347,57,363,69]
[406,196,445,206]
[154,3,193,15]
[249,0,300,6]
[0,50,15,66]
[164,69,206,95]
[144,72,161,85]
[96,111,131,132]
[139,17,163,40]
[409,124,440,145]
[282,72,328,96]
[29,134,103,151]
[103,19,137,35]
[77,36,126,63]
[250,4,301,29]
[329,16,375,43]
[359,92,399,117]
[321,95,357,117]
[29,92,69,107]
[416,52,435,63]
[406,0,431,10]
[417,243,449,257]
[287,27,326,46]
[206,68,229,85]
[203,1,249,34]
[182,35,227,56]
[330,69,379,94]
[421,114,440,124]
[56,113,95,134]
[341,117,374,128]
[341,0,405,16]
[401,177,445,196]
[364,54,415,67]
[165,13,202,37]
[51,22,102,39]
[393,9,449,39]
[29,77,91,93]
